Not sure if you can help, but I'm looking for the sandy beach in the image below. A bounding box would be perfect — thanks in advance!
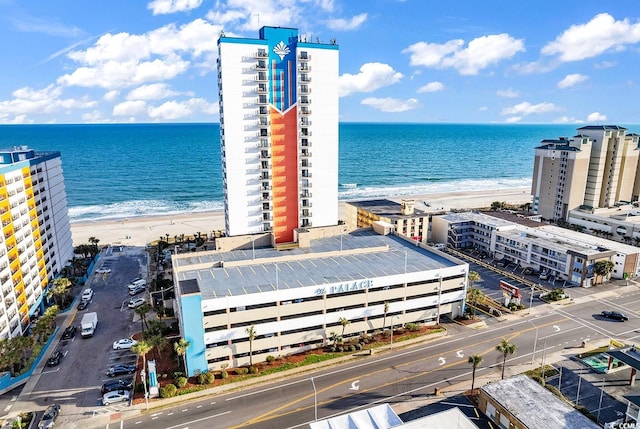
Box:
[70,187,532,247]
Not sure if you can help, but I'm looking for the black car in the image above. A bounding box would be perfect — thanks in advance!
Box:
[38,403,60,429]
[46,351,63,367]
[77,299,90,310]
[601,311,629,321]
[106,364,136,377]
[61,325,76,340]
[101,378,133,394]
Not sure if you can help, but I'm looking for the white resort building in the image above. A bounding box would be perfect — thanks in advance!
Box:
[216,26,339,244]
[171,228,468,375]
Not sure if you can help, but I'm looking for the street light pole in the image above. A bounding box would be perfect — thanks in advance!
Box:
[310,377,317,422]
[528,285,534,315]
[597,372,605,423]
[436,275,443,325]
[528,320,539,365]
[141,369,149,410]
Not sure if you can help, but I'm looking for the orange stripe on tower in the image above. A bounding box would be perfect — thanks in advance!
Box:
[270,104,299,244]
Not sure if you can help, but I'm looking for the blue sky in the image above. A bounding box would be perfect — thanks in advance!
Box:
[0,0,639,124]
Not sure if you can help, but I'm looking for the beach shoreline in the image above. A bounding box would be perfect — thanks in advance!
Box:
[70,187,532,247]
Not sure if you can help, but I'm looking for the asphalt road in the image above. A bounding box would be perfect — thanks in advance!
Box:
[96,282,640,429]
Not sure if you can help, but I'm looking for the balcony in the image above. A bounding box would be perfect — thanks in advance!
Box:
[298,64,311,71]
[299,86,311,94]
[256,85,267,94]
[299,98,310,105]
[301,150,311,158]
[298,53,311,61]
[255,51,268,58]
[300,108,311,115]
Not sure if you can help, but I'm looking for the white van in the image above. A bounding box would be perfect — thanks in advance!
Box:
[81,288,94,301]
[433,243,446,251]
[128,279,146,289]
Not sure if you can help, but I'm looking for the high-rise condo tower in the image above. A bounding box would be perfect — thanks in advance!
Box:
[0,147,73,339]
[217,27,339,244]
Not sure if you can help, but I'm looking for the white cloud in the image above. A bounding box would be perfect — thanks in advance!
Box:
[417,81,444,93]
[103,90,119,101]
[126,83,188,100]
[148,100,191,120]
[58,19,220,90]
[361,97,419,113]
[0,84,96,123]
[11,16,83,38]
[557,74,588,89]
[478,106,488,111]
[148,0,203,15]
[501,101,560,116]
[403,33,525,75]
[594,60,616,69]
[113,100,147,116]
[339,63,403,97]
[504,116,522,123]
[541,13,640,62]
[82,111,111,123]
[326,13,368,31]
[497,88,519,98]
[587,112,607,122]
[553,116,584,124]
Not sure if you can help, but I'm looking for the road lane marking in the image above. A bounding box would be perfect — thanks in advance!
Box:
[163,410,231,429]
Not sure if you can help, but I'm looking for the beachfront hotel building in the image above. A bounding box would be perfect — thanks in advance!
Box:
[0,147,73,339]
[216,27,339,244]
[432,211,640,286]
[532,125,640,222]
[344,199,431,243]
[171,228,468,374]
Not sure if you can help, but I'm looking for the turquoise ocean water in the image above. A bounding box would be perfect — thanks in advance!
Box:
[0,123,595,222]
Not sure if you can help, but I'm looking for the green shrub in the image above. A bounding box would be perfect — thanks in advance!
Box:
[175,377,188,388]
[545,384,562,398]
[160,384,177,398]
[337,346,344,352]
[249,366,259,374]
[406,323,421,332]
[355,343,362,351]
[236,367,249,375]
[329,347,336,353]
[266,355,275,364]
[173,371,184,379]
[197,371,215,385]
[135,382,145,393]
[220,370,228,379]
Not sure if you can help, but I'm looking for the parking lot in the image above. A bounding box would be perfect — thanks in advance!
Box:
[14,246,148,425]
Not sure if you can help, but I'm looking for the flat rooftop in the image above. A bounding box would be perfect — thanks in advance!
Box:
[345,199,429,219]
[173,230,461,299]
[438,211,516,229]
[481,375,600,429]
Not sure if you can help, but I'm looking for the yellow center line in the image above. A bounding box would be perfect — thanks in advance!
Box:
[232,318,567,427]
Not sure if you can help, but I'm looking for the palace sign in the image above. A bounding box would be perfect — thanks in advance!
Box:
[499,280,520,298]
[315,279,373,296]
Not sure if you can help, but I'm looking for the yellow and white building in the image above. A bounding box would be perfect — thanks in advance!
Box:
[0,146,73,339]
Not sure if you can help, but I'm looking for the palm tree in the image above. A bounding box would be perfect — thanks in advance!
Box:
[174,338,191,374]
[147,334,167,360]
[382,302,389,332]
[132,340,152,393]
[593,260,615,284]
[466,287,485,317]
[46,278,70,306]
[245,325,256,366]
[329,332,339,346]
[135,303,152,333]
[496,339,517,379]
[339,317,350,338]
[468,271,481,288]
[468,354,483,391]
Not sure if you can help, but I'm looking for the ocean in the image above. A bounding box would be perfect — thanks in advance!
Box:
[0,123,595,222]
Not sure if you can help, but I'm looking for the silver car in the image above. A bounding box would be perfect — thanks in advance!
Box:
[102,389,130,405]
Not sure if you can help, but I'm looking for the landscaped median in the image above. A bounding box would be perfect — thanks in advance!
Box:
[127,325,447,410]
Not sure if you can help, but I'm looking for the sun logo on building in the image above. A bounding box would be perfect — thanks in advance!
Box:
[273,41,290,60]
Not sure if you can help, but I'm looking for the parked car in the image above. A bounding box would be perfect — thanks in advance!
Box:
[61,325,76,340]
[128,298,146,309]
[96,267,112,274]
[113,338,138,350]
[106,364,136,377]
[46,351,63,367]
[601,311,629,321]
[38,404,60,429]
[128,285,146,296]
[81,288,94,301]
[77,299,90,310]
[101,379,133,394]
[539,271,549,280]
[102,389,130,405]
